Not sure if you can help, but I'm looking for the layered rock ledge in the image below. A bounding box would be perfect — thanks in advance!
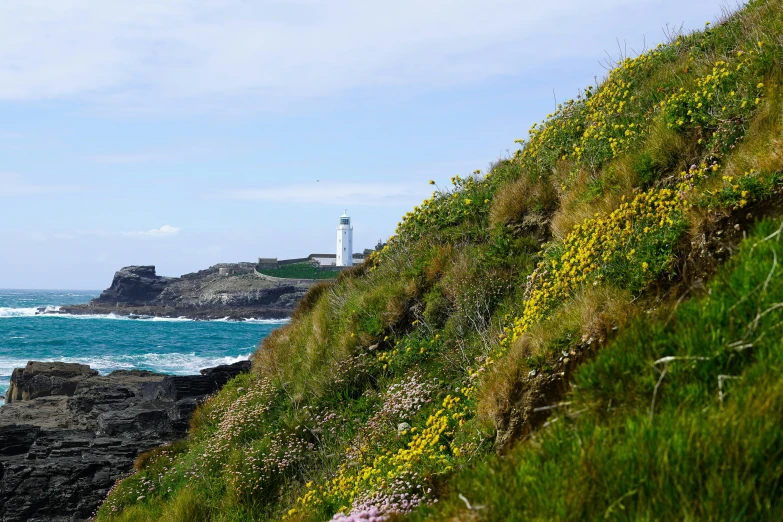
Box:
[0,360,250,522]
[49,264,315,320]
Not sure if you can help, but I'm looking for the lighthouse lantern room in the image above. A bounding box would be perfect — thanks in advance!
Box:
[336,211,353,267]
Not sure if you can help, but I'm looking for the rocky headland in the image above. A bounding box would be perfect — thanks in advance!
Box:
[50,264,316,320]
[0,360,250,522]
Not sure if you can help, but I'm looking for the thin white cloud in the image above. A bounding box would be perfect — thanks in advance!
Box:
[0,173,77,196]
[0,0,721,113]
[225,182,428,206]
[123,225,181,238]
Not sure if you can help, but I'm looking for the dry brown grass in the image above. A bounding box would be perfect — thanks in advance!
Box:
[488,175,558,230]
[550,112,695,241]
[252,290,343,404]
[254,253,422,402]
[423,244,454,285]
[723,78,783,178]
[645,117,689,172]
[550,167,635,240]
[336,260,369,282]
[252,322,293,378]
[438,247,472,305]
[478,285,635,424]
[291,280,332,321]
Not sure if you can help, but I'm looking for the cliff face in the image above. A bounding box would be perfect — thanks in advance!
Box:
[93,265,171,305]
[0,360,250,522]
[57,264,315,319]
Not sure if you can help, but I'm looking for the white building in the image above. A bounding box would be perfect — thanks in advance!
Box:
[336,211,353,267]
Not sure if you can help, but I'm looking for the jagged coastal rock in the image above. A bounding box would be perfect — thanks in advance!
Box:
[0,360,250,522]
[52,264,316,320]
[95,265,171,304]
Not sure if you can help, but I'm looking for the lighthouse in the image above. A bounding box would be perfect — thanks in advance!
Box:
[336,211,353,267]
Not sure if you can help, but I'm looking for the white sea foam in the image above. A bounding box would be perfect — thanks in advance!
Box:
[219,317,290,324]
[0,357,35,380]
[0,307,288,324]
[0,307,40,318]
[0,351,250,407]
[62,352,253,375]
[0,352,251,382]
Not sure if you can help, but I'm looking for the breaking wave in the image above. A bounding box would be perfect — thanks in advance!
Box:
[0,307,288,324]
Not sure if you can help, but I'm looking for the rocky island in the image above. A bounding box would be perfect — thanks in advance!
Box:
[0,360,251,522]
[51,264,317,320]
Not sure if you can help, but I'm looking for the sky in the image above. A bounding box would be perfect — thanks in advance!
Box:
[0,0,734,289]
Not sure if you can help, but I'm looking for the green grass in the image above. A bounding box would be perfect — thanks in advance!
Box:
[95,2,783,521]
[414,218,783,521]
[257,262,339,280]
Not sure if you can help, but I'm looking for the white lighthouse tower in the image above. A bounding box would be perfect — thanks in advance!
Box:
[336,211,353,267]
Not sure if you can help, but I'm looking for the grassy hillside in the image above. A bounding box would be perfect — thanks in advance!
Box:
[413,218,783,520]
[97,1,783,520]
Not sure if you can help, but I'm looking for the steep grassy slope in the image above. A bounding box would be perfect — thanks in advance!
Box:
[96,1,783,520]
[413,218,783,521]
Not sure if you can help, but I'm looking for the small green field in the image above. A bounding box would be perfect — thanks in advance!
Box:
[256,262,339,280]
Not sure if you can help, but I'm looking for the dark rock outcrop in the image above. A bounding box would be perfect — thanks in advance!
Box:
[0,360,251,522]
[50,264,316,320]
[93,265,170,305]
[5,361,98,402]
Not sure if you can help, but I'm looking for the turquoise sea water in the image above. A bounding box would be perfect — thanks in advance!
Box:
[0,290,285,405]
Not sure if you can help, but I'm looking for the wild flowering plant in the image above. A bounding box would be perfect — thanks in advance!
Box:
[335,471,430,521]
[716,169,783,209]
[99,444,185,514]
[374,334,442,374]
[287,392,470,520]
[192,377,277,471]
[331,507,385,522]
[514,187,687,339]
[375,372,436,425]
[346,371,436,461]
[661,49,767,154]
[224,430,315,501]
[331,351,376,389]
[112,376,286,508]
[394,172,494,242]
[519,45,669,175]
[483,40,773,360]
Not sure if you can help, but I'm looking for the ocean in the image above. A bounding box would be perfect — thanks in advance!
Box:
[0,290,285,405]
